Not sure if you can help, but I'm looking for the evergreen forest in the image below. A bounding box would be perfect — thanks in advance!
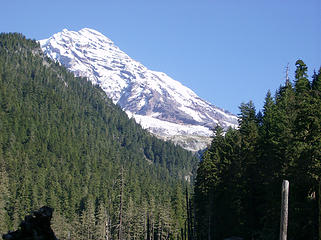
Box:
[194,60,321,240]
[0,33,320,240]
[0,33,198,239]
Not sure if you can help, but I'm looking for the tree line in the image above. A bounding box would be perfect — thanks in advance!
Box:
[194,60,321,240]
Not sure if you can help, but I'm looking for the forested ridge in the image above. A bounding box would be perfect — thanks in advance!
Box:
[194,61,321,240]
[1,33,320,240]
[0,33,198,239]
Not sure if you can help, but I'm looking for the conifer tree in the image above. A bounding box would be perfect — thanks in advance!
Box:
[96,202,110,240]
[0,157,10,234]
[194,60,321,240]
[79,197,96,240]
[114,166,125,240]
[294,60,310,95]
[51,211,72,240]
[256,91,281,239]
[311,69,321,240]
[172,184,185,236]
[238,101,262,238]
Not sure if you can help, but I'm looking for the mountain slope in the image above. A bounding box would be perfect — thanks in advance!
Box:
[0,33,196,237]
[40,28,238,151]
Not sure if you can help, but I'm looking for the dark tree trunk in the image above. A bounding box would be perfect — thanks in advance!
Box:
[189,199,194,239]
[208,215,211,240]
[186,188,191,240]
[118,166,124,240]
[184,221,187,240]
[159,221,162,240]
[147,213,150,240]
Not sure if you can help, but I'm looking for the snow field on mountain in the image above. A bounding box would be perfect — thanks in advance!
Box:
[40,28,238,151]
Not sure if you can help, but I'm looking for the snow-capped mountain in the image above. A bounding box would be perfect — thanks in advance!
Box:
[39,28,238,151]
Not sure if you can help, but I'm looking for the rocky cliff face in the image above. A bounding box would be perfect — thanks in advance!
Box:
[40,28,238,151]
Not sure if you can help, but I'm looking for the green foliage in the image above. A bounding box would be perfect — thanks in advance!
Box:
[0,157,10,233]
[0,33,197,239]
[194,60,321,240]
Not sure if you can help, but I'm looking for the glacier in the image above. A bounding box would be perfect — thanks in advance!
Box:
[39,28,238,152]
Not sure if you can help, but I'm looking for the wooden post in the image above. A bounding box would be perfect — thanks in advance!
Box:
[279,180,289,240]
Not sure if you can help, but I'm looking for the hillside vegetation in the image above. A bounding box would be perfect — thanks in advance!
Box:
[194,61,321,240]
[0,33,198,239]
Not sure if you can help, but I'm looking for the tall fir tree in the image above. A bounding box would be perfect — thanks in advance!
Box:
[194,60,321,240]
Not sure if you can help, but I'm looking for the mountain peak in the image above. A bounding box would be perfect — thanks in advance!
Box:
[78,27,105,36]
[39,28,238,151]
[42,28,115,48]
[78,28,114,43]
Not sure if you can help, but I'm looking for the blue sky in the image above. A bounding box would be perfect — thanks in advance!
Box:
[1,0,320,114]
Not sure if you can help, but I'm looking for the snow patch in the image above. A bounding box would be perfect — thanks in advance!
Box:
[39,28,238,151]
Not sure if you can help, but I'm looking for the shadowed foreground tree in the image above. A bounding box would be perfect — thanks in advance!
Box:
[2,206,57,240]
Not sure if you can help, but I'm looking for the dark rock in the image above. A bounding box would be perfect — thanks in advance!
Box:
[2,206,58,240]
